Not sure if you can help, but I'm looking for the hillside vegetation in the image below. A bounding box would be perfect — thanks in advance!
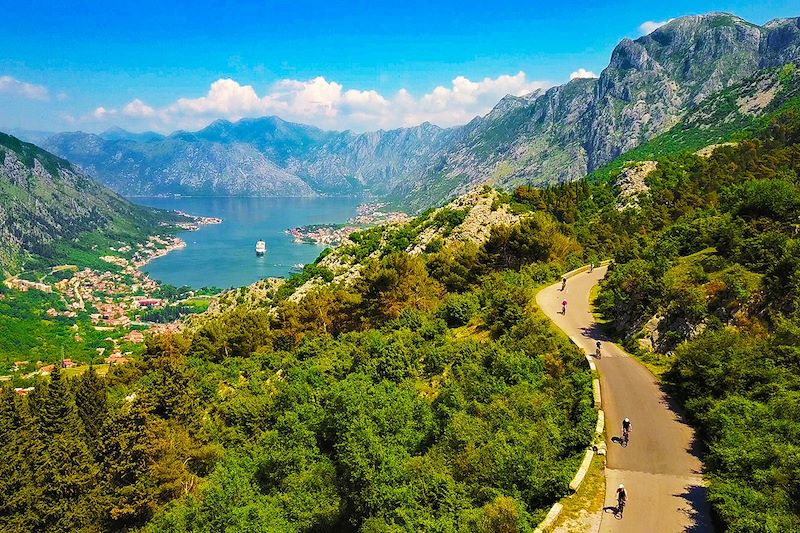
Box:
[0,186,598,532]
[0,132,178,271]
[507,103,800,531]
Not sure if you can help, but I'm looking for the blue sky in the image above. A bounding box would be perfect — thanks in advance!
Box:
[1,0,798,133]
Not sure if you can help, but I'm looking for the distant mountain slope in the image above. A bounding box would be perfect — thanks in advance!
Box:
[0,132,171,269]
[43,13,800,208]
[45,117,455,197]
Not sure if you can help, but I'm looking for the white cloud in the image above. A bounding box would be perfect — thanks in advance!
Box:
[638,19,674,35]
[122,99,155,118]
[92,106,116,119]
[569,68,598,80]
[0,75,49,101]
[88,72,551,133]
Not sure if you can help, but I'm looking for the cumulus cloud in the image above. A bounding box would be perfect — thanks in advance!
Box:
[122,99,155,117]
[89,72,550,133]
[0,75,49,101]
[639,19,674,35]
[569,68,598,80]
[92,106,115,119]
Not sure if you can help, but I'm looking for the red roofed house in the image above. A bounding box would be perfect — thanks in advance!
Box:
[105,353,129,365]
[124,330,145,344]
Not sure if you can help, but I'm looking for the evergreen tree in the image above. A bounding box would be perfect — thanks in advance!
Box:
[0,387,34,531]
[37,365,72,436]
[30,367,99,531]
[74,365,108,449]
[96,401,156,530]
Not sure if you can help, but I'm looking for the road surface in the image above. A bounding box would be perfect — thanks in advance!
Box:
[536,266,713,533]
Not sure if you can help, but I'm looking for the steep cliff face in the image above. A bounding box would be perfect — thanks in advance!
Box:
[295,121,458,194]
[400,13,800,208]
[587,14,762,165]
[43,13,800,208]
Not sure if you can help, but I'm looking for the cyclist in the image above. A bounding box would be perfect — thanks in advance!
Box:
[561,277,567,291]
[616,484,627,516]
[622,417,631,445]
[561,299,567,315]
[595,340,602,359]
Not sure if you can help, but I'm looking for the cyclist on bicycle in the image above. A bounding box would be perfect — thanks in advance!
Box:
[622,418,631,444]
[595,340,601,359]
[616,484,627,516]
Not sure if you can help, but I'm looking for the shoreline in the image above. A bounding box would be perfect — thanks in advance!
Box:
[127,194,373,199]
[133,237,186,269]
[138,210,222,269]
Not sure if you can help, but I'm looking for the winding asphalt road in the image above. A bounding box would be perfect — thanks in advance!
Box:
[536,266,714,533]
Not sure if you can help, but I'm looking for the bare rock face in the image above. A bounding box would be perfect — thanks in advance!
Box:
[615,161,656,210]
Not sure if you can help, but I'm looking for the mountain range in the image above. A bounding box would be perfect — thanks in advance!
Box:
[36,13,800,209]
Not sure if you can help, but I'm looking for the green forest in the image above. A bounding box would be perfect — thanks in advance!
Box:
[0,220,595,531]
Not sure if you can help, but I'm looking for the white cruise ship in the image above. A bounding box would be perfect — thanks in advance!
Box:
[255,240,266,256]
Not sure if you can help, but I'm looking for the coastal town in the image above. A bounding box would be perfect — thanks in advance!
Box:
[287,202,410,246]
[171,210,223,231]
[1,212,220,390]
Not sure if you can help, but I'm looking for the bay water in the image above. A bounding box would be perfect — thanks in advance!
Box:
[133,196,361,288]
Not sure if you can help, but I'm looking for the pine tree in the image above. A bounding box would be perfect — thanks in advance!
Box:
[0,387,34,531]
[30,366,100,531]
[37,365,71,436]
[74,365,108,449]
[97,400,156,529]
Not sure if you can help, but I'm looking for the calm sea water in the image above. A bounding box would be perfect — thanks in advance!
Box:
[133,196,361,288]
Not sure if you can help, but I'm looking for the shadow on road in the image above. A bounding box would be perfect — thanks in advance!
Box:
[602,506,624,520]
[579,324,608,343]
[674,484,714,532]
[610,435,628,448]
[656,382,708,473]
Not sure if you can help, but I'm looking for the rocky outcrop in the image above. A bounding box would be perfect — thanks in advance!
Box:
[615,161,656,209]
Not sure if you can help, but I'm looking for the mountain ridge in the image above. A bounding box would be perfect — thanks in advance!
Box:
[41,13,800,208]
